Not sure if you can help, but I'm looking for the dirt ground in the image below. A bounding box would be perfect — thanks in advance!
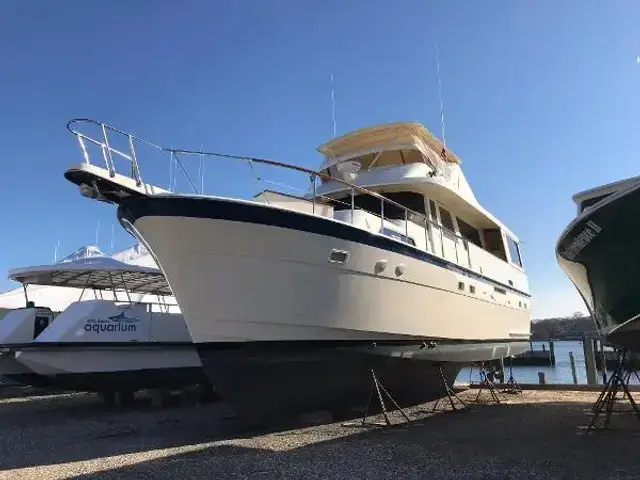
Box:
[1,387,639,479]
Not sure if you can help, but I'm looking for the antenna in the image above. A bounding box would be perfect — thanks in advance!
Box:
[330,73,337,138]
[95,220,100,247]
[53,239,60,263]
[168,151,174,193]
[199,142,204,194]
[110,223,115,253]
[435,44,447,150]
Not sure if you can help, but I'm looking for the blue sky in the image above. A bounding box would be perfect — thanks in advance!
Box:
[1,1,639,318]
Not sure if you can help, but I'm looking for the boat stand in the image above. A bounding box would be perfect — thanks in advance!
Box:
[580,349,640,435]
[347,368,411,427]
[474,363,508,404]
[502,357,522,395]
[432,366,468,412]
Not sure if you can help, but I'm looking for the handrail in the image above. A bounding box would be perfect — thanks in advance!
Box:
[66,118,477,253]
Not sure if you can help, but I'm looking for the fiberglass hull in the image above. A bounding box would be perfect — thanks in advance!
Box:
[117,195,529,421]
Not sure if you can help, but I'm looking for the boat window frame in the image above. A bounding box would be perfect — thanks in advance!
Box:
[455,216,484,249]
[505,233,523,268]
[428,199,460,238]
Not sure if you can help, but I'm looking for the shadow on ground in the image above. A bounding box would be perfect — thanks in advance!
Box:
[2,391,640,479]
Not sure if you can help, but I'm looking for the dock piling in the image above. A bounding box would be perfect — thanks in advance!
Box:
[569,352,578,384]
[538,372,546,385]
[583,336,597,385]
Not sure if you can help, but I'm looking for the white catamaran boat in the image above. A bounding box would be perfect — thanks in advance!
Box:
[0,254,206,395]
[62,119,531,421]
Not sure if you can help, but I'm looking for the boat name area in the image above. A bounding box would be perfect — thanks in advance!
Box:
[560,220,602,261]
[84,312,140,334]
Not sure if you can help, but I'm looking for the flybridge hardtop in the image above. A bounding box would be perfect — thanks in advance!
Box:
[317,121,461,169]
[314,122,519,243]
[9,256,171,297]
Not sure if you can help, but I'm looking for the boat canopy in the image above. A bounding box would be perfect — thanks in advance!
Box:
[8,256,171,296]
[317,122,461,172]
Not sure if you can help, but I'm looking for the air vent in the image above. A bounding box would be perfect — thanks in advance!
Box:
[329,249,349,264]
[458,282,465,291]
[470,285,476,294]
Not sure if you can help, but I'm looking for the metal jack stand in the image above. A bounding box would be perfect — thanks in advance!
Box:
[474,364,508,404]
[581,349,640,435]
[432,366,468,412]
[502,357,522,395]
[356,369,411,427]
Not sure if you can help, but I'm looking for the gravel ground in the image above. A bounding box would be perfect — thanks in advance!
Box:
[1,387,640,479]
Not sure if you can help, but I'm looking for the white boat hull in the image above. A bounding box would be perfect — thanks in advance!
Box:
[12,344,204,392]
[117,196,529,421]
[122,198,530,349]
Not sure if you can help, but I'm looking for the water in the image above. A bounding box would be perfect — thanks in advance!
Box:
[455,340,640,385]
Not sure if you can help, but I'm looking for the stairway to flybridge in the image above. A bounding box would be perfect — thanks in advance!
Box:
[64,119,171,204]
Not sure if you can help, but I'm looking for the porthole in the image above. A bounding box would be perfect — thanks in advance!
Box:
[329,249,349,264]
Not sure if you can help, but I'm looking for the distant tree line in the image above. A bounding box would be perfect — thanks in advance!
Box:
[531,312,598,340]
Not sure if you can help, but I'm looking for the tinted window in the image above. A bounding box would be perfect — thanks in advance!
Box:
[457,218,482,247]
[438,206,456,232]
[484,228,507,261]
[506,235,522,267]
[333,192,426,220]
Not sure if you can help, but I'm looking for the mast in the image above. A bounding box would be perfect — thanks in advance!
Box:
[330,73,337,138]
[435,44,447,154]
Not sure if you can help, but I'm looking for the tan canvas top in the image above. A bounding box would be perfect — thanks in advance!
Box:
[316,122,461,167]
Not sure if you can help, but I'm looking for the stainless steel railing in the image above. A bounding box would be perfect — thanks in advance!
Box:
[67,118,478,269]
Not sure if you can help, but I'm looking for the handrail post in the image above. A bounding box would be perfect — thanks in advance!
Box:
[439,227,445,257]
[424,222,429,253]
[454,237,459,264]
[77,135,90,164]
[128,134,142,186]
[101,123,115,177]
[405,209,409,238]
[380,197,385,230]
[311,174,316,214]
[351,187,355,224]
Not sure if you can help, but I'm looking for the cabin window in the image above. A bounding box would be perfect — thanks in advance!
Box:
[333,191,426,221]
[382,192,427,218]
[506,235,523,267]
[456,218,482,247]
[438,206,456,232]
[483,228,507,261]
